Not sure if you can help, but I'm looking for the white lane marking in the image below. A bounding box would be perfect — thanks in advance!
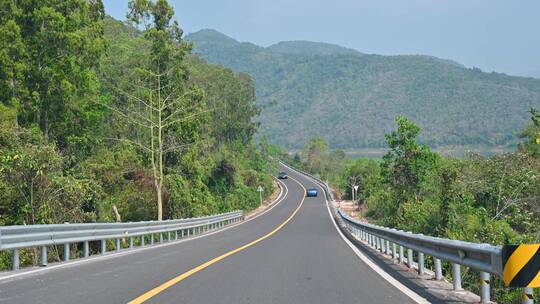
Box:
[296,171,430,304]
[0,179,289,283]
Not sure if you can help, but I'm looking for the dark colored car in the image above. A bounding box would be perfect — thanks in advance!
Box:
[306,188,318,197]
[278,171,288,179]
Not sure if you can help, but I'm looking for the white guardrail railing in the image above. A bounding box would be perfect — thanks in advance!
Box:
[0,210,243,271]
[282,161,538,304]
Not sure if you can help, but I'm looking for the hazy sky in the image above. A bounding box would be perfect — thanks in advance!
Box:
[103,0,540,78]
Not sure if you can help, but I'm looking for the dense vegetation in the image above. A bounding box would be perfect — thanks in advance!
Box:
[0,1,276,267]
[187,29,540,149]
[289,110,540,303]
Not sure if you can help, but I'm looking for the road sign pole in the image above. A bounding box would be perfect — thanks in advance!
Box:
[257,185,264,206]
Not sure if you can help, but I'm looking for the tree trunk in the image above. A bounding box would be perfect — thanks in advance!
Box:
[156,186,163,221]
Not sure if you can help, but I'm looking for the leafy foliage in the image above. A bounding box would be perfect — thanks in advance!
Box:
[520,108,540,158]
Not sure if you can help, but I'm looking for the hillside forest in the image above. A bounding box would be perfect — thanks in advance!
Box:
[0,0,277,268]
[187,29,540,149]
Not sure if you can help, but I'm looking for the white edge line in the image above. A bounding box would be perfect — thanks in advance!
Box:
[0,178,289,283]
[301,172,431,304]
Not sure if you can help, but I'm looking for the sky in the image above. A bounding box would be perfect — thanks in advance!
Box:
[103,0,540,78]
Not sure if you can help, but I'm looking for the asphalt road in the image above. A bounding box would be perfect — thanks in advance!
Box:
[0,166,416,304]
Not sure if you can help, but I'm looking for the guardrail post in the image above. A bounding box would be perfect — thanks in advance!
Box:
[452,263,462,290]
[399,246,404,264]
[64,243,70,262]
[418,252,424,275]
[12,249,19,271]
[522,287,534,304]
[386,240,390,255]
[129,237,134,249]
[479,271,490,303]
[392,243,396,260]
[40,246,47,266]
[434,258,442,280]
[116,238,121,252]
[101,239,106,254]
[141,235,145,247]
[151,234,154,245]
[159,233,163,243]
[407,248,413,268]
[83,241,89,257]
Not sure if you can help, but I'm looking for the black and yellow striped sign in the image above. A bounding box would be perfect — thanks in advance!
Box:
[502,244,540,287]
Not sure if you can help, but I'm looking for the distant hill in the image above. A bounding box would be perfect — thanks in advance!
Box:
[267,41,361,56]
[186,30,540,149]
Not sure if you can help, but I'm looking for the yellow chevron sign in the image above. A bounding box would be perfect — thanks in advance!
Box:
[502,244,540,288]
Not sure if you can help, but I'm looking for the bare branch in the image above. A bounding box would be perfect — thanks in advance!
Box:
[163,142,194,153]
[114,86,159,112]
[104,137,152,153]
[162,102,203,124]
[163,108,213,128]
[161,89,199,111]
[98,101,153,129]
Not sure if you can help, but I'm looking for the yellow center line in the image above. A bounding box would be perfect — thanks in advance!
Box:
[127,176,307,304]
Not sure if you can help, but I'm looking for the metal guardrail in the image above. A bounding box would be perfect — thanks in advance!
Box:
[1,211,243,271]
[336,210,497,303]
[282,161,538,304]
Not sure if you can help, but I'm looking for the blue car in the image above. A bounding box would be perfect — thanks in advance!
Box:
[306,188,318,197]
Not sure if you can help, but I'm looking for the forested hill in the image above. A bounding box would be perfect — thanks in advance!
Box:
[186,29,540,149]
[0,4,277,228]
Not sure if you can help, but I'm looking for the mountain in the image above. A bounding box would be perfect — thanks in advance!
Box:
[186,29,540,149]
[267,41,361,56]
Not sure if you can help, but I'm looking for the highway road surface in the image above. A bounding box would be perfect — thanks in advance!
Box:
[0,166,418,304]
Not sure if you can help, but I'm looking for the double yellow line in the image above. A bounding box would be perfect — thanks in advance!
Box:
[128,176,306,304]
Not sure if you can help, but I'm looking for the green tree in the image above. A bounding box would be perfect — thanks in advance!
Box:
[302,136,329,176]
[0,0,106,154]
[340,158,380,205]
[381,116,438,209]
[520,108,540,158]
[99,0,206,220]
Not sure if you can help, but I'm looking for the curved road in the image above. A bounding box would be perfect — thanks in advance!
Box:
[0,166,415,304]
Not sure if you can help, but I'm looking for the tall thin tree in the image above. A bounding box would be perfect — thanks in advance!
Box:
[101,0,206,220]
